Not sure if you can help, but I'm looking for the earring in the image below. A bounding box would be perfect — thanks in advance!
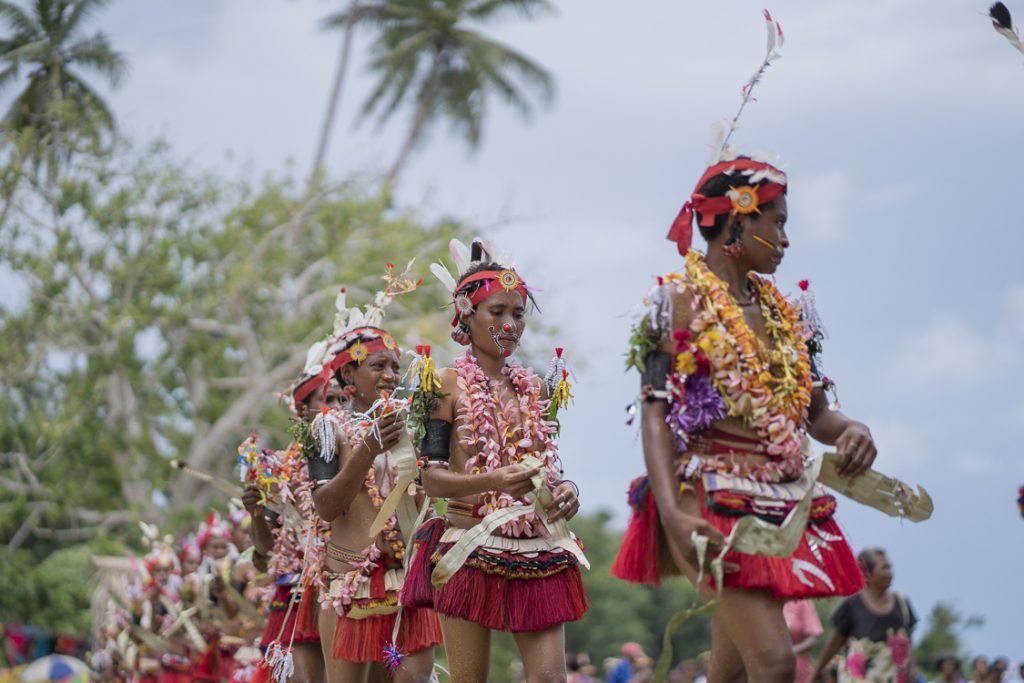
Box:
[722,239,746,259]
[451,322,471,346]
[342,384,357,401]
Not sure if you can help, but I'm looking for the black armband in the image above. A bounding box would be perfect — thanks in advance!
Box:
[640,351,672,401]
[808,353,823,382]
[307,452,339,485]
[419,419,452,465]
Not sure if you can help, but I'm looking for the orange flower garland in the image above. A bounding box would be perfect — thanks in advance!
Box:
[682,251,812,474]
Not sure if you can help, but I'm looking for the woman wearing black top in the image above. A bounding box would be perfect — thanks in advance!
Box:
[814,548,918,683]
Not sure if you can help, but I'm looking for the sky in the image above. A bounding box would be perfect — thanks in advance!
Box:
[59,0,1024,657]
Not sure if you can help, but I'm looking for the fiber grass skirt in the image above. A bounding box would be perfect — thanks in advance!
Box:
[611,475,864,599]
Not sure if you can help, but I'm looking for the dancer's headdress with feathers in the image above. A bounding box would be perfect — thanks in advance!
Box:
[430,238,533,326]
[292,262,421,405]
[666,10,790,256]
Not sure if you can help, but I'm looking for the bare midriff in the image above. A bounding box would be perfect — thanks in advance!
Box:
[324,464,398,574]
[676,415,775,470]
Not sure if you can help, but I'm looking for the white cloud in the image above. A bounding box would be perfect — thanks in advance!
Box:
[885,317,988,386]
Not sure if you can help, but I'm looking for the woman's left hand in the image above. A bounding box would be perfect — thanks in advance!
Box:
[546,481,580,522]
[834,421,877,478]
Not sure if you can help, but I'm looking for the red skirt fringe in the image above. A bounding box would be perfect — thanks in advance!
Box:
[400,517,446,609]
[612,477,864,600]
[421,532,589,633]
[260,584,321,648]
[332,605,442,663]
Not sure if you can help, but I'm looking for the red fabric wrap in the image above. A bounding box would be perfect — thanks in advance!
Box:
[260,584,321,648]
[292,364,334,403]
[667,159,788,256]
[450,270,528,326]
[428,539,588,633]
[612,477,864,599]
[330,328,399,371]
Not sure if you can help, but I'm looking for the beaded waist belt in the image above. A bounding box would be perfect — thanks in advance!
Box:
[446,499,484,518]
[326,541,365,565]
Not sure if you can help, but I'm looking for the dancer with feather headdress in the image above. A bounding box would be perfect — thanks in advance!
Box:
[301,264,442,683]
[612,11,931,683]
[400,238,587,682]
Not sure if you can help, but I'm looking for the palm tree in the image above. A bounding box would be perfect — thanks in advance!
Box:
[0,0,127,180]
[352,0,554,187]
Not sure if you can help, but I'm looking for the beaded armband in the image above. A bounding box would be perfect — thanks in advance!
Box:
[419,419,452,467]
[640,351,672,402]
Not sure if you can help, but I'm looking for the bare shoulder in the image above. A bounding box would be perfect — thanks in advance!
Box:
[528,372,548,400]
[651,275,696,353]
[432,367,460,421]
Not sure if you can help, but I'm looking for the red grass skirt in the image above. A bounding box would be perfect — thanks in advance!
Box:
[331,563,442,663]
[260,583,321,648]
[402,519,588,633]
[611,475,864,599]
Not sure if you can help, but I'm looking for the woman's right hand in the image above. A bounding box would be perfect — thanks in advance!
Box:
[354,412,406,460]
[489,464,541,497]
[241,485,264,517]
[661,508,737,575]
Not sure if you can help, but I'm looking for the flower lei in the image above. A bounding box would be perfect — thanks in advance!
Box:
[317,408,405,611]
[264,444,312,586]
[668,251,812,479]
[454,352,561,537]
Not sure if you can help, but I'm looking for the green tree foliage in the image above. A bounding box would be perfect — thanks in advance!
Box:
[914,602,983,678]
[0,537,123,637]
[0,0,127,180]
[336,0,555,185]
[0,137,469,569]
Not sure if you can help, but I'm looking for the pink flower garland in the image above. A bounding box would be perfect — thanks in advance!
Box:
[454,352,561,537]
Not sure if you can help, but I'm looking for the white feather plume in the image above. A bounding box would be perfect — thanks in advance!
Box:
[449,239,471,273]
[430,262,457,293]
[303,340,328,373]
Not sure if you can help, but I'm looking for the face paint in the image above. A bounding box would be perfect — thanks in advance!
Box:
[488,323,520,357]
[751,234,778,250]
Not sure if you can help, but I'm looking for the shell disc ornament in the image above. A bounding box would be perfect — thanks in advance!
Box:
[728,185,761,216]
[498,270,522,292]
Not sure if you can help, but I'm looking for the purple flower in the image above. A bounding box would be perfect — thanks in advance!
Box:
[666,375,727,450]
[681,374,727,430]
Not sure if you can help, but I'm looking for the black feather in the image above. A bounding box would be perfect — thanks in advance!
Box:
[990,2,1013,30]
[470,240,484,262]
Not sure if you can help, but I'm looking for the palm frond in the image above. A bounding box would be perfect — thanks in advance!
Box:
[0,1,41,37]
[0,62,21,94]
[0,38,49,65]
[65,32,128,85]
[455,29,553,103]
[440,67,484,147]
[321,2,418,31]
[465,0,555,22]
[63,0,112,41]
